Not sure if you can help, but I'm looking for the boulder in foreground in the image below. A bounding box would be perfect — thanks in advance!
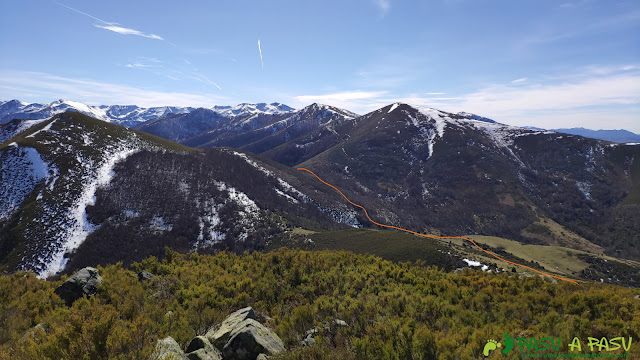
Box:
[53,267,102,306]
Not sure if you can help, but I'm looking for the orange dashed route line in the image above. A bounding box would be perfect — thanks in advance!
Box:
[297,167,580,286]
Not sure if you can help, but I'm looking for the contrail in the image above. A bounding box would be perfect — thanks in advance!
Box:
[193,73,222,91]
[258,39,263,69]
[55,2,113,25]
[56,2,163,40]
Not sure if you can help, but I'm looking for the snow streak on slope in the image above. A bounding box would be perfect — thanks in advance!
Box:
[43,147,140,276]
[195,200,224,248]
[227,150,308,204]
[0,146,49,220]
[214,181,260,242]
[0,113,171,277]
[401,105,449,159]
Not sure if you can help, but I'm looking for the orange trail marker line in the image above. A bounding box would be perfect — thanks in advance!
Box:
[297,167,580,286]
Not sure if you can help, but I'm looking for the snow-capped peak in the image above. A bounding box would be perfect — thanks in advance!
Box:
[306,103,359,119]
[211,102,295,117]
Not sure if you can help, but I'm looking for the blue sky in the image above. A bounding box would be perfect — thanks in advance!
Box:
[0,0,638,131]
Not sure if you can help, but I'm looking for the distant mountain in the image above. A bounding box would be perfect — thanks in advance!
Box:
[211,102,294,117]
[140,103,359,165]
[136,108,230,142]
[553,127,640,143]
[523,126,640,143]
[296,103,640,262]
[0,99,194,127]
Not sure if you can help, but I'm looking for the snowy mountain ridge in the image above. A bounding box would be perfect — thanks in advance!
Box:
[211,102,295,118]
[0,99,196,128]
[0,100,298,129]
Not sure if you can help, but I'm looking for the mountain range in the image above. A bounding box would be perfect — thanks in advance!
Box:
[1,100,639,288]
[0,99,292,129]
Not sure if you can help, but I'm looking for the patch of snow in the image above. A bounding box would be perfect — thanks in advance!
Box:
[463,258,482,267]
[229,150,274,177]
[26,119,57,138]
[388,103,399,113]
[277,178,309,203]
[150,216,173,232]
[196,204,224,246]
[124,210,139,218]
[275,188,299,204]
[41,147,139,277]
[15,118,50,135]
[216,181,259,214]
[0,146,50,220]
[576,181,592,200]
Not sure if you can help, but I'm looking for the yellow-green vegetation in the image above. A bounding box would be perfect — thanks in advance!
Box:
[0,248,638,360]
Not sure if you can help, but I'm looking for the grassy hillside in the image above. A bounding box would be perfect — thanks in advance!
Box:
[272,228,640,287]
[268,228,465,270]
[1,248,638,359]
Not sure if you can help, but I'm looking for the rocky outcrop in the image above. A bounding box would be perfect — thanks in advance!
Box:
[137,270,156,281]
[149,307,283,360]
[19,323,46,344]
[206,307,256,349]
[150,336,188,360]
[53,267,102,306]
[222,319,285,359]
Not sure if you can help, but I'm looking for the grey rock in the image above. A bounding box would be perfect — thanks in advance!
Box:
[300,335,316,347]
[54,267,102,306]
[301,319,348,346]
[186,348,223,360]
[150,336,188,360]
[222,319,285,359]
[300,327,319,347]
[138,270,156,281]
[634,295,640,300]
[332,319,348,328]
[256,354,269,360]
[19,323,45,343]
[185,336,222,359]
[186,336,212,353]
[206,307,256,349]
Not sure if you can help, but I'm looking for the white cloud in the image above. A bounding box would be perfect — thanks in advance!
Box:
[374,0,390,15]
[125,62,162,69]
[451,73,639,116]
[291,67,640,132]
[293,90,388,111]
[0,70,229,107]
[94,24,163,40]
[511,78,528,83]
